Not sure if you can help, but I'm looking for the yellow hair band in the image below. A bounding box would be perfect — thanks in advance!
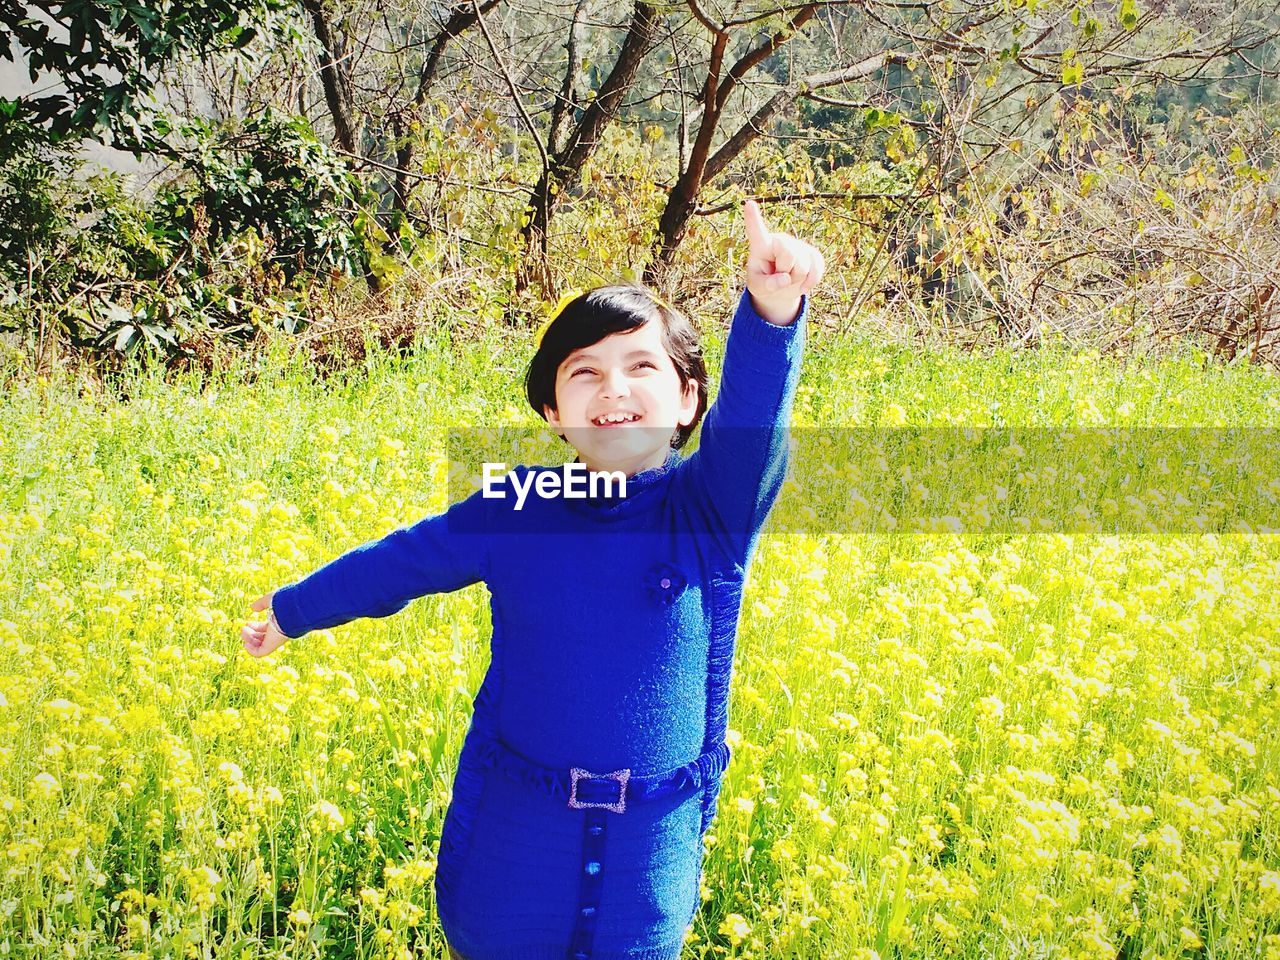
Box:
[534,288,583,349]
[533,287,675,349]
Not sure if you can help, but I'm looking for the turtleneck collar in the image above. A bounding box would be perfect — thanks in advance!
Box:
[564,447,682,517]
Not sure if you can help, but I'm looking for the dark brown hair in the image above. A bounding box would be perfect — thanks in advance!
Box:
[524,284,709,449]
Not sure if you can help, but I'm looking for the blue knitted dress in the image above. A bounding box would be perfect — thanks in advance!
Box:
[271,288,807,960]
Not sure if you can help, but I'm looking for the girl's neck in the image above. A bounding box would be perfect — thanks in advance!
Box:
[576,447,675,478]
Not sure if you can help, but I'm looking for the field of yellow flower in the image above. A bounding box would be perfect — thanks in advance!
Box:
[3,314,1279,959]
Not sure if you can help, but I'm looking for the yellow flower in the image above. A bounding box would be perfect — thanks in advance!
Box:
[308,800,345,832]
[1259,870,1280,911]
[719,913,752,946]
[30,773,61,800]
[125,914,150,942]
[881,403,908,427]
[259,785,284,807]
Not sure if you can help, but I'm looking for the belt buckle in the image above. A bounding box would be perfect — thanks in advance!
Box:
[567,766,630,814]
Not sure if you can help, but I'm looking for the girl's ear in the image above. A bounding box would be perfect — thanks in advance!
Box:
[542,403,566,441]
[676,378,699,428]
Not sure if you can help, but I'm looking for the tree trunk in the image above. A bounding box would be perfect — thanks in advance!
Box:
[644,5,828,285]
[301,0,384,293]
[548,0,589,156]
[392,0,504,221]
[644,29,729,286]
[514,0,661,299]
[516,0,863,293]
[301,0,357,156]
[647,181,701,285]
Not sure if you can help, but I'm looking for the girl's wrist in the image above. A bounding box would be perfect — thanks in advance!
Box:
[269,610,290,639]
[747,291,803,326]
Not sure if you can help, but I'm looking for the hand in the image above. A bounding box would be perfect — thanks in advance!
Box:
[742,198,826,325]
[242,591,289,658]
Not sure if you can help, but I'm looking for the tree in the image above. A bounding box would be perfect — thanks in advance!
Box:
[638,0,1280,299]
[509,0,662,297]
[644,1,890,284]
[0,0,294,151]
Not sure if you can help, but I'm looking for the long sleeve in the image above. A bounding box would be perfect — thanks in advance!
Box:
[679,287,808,566]
[270,485,490,639]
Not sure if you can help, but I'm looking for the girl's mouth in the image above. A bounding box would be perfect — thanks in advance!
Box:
[592,412,642,427]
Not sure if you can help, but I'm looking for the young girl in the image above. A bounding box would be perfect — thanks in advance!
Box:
[242,199,824,960]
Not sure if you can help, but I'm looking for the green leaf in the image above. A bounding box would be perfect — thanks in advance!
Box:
[1119,0,1139,30]
[887,852,911,937]
[1061,57,1083,86]
[863,108,900,132]
[114,324,137,353]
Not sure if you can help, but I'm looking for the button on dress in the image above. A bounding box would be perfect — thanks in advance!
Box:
[272,289,808,960]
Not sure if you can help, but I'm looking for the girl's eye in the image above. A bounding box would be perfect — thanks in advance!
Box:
[633,361,656,370]
[570,367,595,377]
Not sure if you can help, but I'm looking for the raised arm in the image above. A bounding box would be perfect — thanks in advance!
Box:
[268,485,490,639]
[680,288,808,564]
[679,199,824,566]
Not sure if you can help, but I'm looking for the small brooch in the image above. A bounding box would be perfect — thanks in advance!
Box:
[646,562,688,607]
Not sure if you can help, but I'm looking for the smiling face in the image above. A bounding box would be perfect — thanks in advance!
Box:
[543,320,699,477]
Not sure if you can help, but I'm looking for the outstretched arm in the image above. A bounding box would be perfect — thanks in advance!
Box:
[679,200,825,565]
[257,486,490,644]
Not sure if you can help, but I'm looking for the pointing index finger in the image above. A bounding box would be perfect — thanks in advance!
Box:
[743,199,772,254]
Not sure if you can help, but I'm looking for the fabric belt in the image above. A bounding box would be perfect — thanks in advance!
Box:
[473,734,731,960]
[476,734,731,814]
